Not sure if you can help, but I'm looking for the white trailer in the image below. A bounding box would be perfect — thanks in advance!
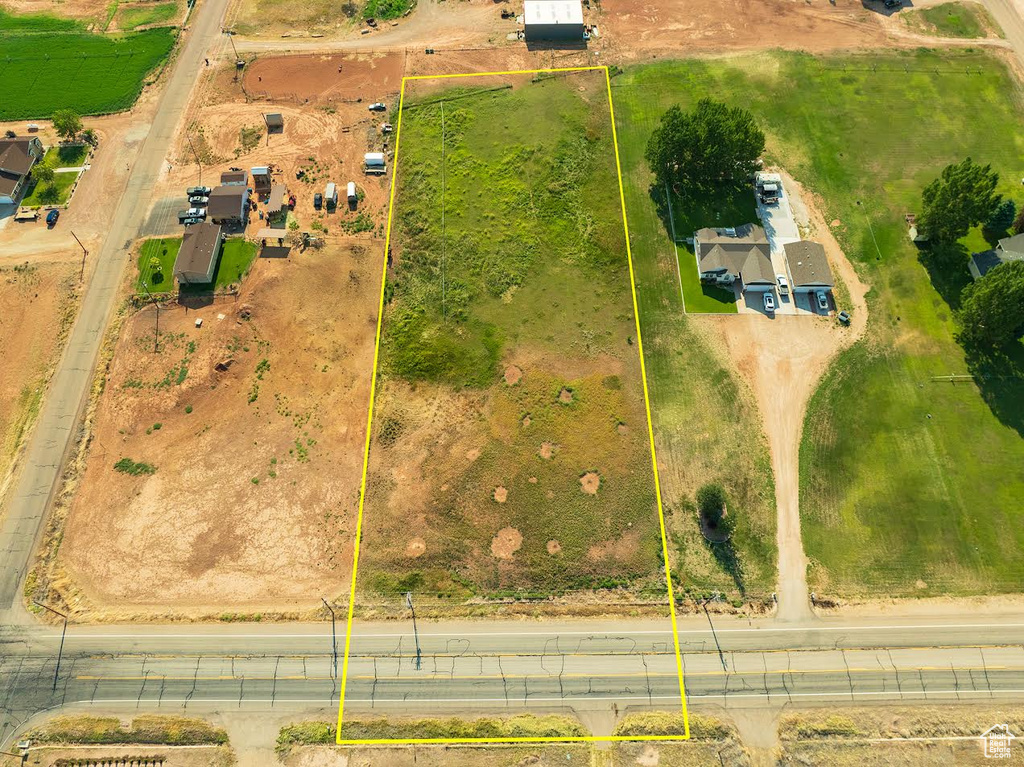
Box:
[346,181,357,203]
[364,152,386,175]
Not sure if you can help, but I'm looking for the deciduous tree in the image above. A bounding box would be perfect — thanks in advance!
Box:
[32,165,54,184]
[52,109,82,141]
[986,199,1016,234]
[919,158,1000,243]
[958,260,1024,347]
[646,99,765,192]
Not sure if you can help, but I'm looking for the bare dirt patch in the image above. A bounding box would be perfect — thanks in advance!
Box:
[547,539,562,554]
[405,537,426,557]
[503,365,522,385]
[0,262,78,510]
[49,241,380,617]
[493,486,507,503]
[490,527,523,559]
[579,471,601,495]
[244,53,404,104]
[617,422,629,435]
[587,530,639,562]
[539,442,557,460]
[558,387,574,404]
[466,447,481,461]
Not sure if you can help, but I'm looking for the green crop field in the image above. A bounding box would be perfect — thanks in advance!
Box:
[359,73,668,603]
[610,70,777,600]
[614,51,1024,598]
[0,11,175,119]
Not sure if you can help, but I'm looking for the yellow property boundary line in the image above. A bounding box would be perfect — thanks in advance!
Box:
[336,65,690,745]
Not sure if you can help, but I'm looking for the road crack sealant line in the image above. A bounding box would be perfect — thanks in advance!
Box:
[334,65,690,746]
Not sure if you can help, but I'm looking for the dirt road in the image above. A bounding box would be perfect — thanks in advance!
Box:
[984,0,1024,69]
[0,0,233,615]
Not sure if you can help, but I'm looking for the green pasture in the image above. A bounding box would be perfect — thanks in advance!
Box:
[118,1,178,30]
[614,50,1024,596]
[0,12,175,119]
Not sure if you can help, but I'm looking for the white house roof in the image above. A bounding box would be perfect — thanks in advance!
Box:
[524,0,583,26]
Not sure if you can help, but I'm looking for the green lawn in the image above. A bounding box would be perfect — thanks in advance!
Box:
[20,170,79,207]
[177,237,258,294]
[906,1,1002,38]
[118,1,178,30]
[0,11,175,119]
[612,71,777,599]
[41,144,90,168]
[613,51,1024,597]
[137,237,181,293]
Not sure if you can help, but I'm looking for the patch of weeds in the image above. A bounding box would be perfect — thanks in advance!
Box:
[236,125,264,157]
[184,405,193,414]
[114,457,156,475]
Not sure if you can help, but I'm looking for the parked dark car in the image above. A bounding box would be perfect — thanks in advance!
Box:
[46,209,59,227]
[313,193,323,210]
[187,186,211,197]
[883,0,901,7]
[182,217,203,226]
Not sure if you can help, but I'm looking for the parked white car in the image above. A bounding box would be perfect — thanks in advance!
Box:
[776,274,789,295]
[763,292,776,313]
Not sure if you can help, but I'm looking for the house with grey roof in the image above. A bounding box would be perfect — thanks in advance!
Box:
[784,240,834,293]
[969,233,1024,280]
[0,136,43,204]
[694,224,775,292]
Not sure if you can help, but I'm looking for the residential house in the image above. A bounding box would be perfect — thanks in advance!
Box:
[207,185,250,226]
[220,169,248,186]
[0,136,44,205]
[173,222,223,284]
[694,224,774,292]
[784,240,834,293]
[969,233,1024,280]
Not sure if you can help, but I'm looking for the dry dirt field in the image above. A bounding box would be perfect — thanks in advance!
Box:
[39,238,381,616]
[0,262,78,512]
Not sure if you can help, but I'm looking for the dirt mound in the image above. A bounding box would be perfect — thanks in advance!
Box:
[504,365,522,385]
[493,486,507,503]
[558,388,573,404]
[539,442,557,460]
[405,538,426,557]
[617,422,629,435]
[579,471,601,495]
[528,476,537,484]
[466,448,481,461]
[522,415,531,428]
[546,540,562,555]
[491,527,522,559]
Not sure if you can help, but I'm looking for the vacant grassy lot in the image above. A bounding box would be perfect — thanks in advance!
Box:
[360,73,664,603]
[118,1,178,30]
[0,12,175,119]
[905,1,1002,38]
[611,69,777,599]
[614,51,1024,597]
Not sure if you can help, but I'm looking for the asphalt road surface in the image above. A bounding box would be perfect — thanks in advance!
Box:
[0,0,232,612]
[3,615,1024,745]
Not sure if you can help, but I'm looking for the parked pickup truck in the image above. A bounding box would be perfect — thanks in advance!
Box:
[14,209,38,222]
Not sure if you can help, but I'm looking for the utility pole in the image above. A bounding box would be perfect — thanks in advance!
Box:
[70,230,88,282]
[32,601,67,692]
[322,598,337,679]
[186,131,202,185]
[405,592,422,670]
[140,281,160,353]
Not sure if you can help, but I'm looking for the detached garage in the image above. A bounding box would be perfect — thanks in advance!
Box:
[524,0,584,42]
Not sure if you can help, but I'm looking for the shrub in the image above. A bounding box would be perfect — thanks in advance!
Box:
[114,457,156,475]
